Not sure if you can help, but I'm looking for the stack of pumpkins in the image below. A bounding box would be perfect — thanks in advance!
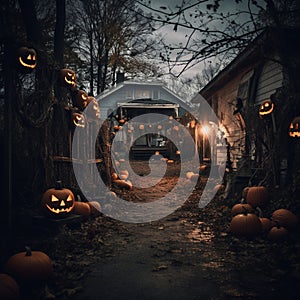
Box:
[0,246,53,300]
[230,186,298,241]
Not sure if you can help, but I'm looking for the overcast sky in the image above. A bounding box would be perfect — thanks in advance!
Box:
[139,0,256,78]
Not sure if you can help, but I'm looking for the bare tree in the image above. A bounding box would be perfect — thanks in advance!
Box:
[67,0,163,94]
[135,0,300,77]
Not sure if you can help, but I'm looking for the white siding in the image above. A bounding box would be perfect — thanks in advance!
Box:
[255,60,283,104]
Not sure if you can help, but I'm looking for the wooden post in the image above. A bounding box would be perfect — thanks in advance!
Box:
[1,41,15,257]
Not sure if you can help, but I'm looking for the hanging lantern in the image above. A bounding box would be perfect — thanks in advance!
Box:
[73,90,88,111]
[17,46,37,70]
[72,112,85,128]
[259,100,274,118]
[289,116,300,138]
[60,68,76,88]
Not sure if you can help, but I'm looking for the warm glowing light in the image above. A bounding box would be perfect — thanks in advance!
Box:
[202,125,210,135]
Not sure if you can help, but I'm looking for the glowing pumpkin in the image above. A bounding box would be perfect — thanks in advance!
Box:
[72,112,85,128]
[41,181,75,217]
[86,96,100,119]
[60,68,76,88]
[17,47,37,70]
[73,90,88,111]
[259,100,274,117]
[289,116,300,138]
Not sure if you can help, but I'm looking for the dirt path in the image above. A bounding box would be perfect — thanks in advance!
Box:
[69,161,300,300]
[13,161,299,299]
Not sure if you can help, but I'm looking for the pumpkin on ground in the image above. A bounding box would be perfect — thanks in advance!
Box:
[245,186,269,208]
[113,179,133,190]
[41,181,75,218]
[268,224,289,241]
[230,211,262,237]
[111,172,119,180]
[88,201,102,216]
[271,209,298,229]
[256,207,274,232]
[231,203,254,216]
[186,171,195,179]
[4,247,53,286]
[120,170,129,180]
[73,201,91,216]
[0,273,20,300]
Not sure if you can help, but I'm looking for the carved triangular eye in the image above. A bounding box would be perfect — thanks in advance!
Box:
[67,195,73,201]
[27,54,31,60]
[51,195,59,202]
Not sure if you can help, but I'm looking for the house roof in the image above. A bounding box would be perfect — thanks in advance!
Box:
[191,29,278,103]
[96,79,191,111]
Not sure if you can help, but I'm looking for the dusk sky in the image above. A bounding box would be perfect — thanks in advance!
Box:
[139,0,258,78]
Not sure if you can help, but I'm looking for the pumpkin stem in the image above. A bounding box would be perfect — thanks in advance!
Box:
[25,246,32,256]
[256,207,263,217]
[55,180,63,190]
[242,206,248,215]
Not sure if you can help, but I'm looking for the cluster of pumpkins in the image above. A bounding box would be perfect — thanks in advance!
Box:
[0,246,53,300]
[111,170,133,190]
[40,181,101,219]
[230,186,299,241]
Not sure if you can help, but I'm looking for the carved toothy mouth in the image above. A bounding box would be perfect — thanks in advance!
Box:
[64,77,76,87]
[46,203,74,214]
[19,57,37,69]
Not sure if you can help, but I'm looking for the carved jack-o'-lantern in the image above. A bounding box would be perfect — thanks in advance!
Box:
[73,90,88,111]
[289,117,300,138]
[85,96,100,120]
[41,181,75,217]
[72,112,86,127]
[17,47,37,70]
[60,68,76,88]
[259,100,274,118]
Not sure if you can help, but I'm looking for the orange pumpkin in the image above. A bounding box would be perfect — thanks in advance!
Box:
[0,273,20,300]
[245,186,269,208]
[73,201,91,216]
[60,68,76,88]
[88,201,102,216]
[230,211,262,237]
[4,247,53,286]
[186,171,195,179]
[17,46,37,71]
[271,209,298,229]
[268,224,289,241]
[41,181,75,218]
[113,179,133,190]
[231,203,253,216]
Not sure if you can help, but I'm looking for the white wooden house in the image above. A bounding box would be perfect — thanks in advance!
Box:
[191,28,299,181]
